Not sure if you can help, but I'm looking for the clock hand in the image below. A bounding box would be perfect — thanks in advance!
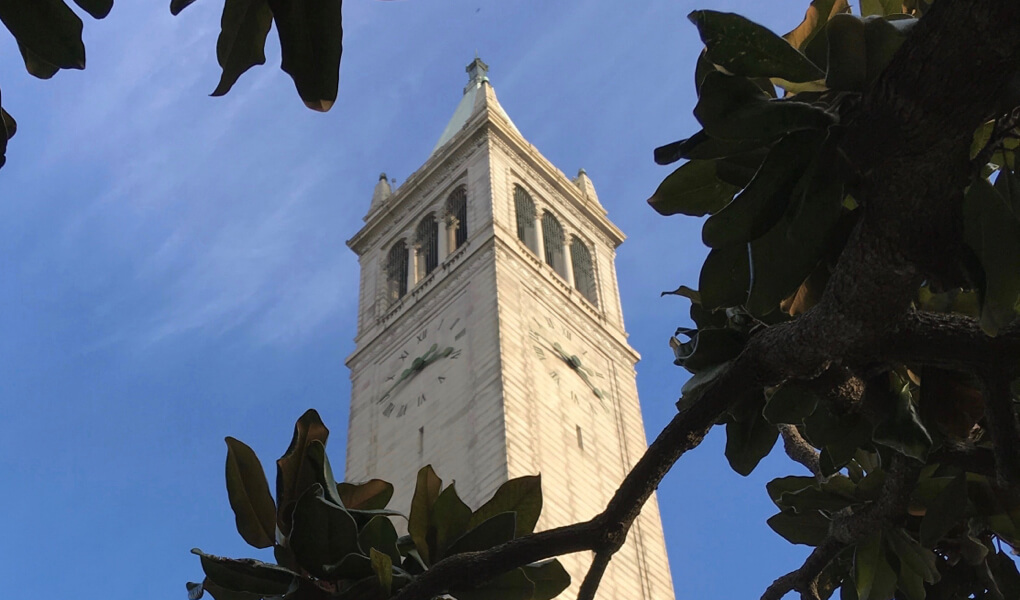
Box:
[380,344,453,402]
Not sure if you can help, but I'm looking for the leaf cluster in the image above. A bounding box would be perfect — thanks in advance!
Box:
[187,410,570,600]
[657,2,1020,598]
[0,0,344,169]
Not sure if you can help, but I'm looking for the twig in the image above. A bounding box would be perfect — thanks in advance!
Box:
[576,551,612,600]
[779,425,822,479]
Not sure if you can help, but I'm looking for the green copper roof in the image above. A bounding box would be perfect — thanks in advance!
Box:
[430,58,521,156]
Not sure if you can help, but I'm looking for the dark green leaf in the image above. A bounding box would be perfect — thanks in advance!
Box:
[767,510,830,545]
[648,160,739,217]
[72,0,112,19]
[715,149,769,187]
[0,89,14,170]
[358,515,400,564]
[224,436,277,549]
[767,476,816,508]
[988,551,1020,595]
[432,483,472,559]
[688,10,824,83]
[746,172,844,318]
[187,581,204,600]
[446,512,517,556]
[212,0,273,96]
[860,0,902,17]
[725,406,778,476]
[305,440,344,507]
[779,477,858,513]
[855,533,897,600]
[17,42,59,79]
[654,130,768,165]
[267,0,343,111]
[200,577,263,600]
[289,484,360,578]
[994,167,1020,218]
[919,473,967,548]
[694,71,834,142]
[469,475,543,538]
[764,383,820,425]
[662,285,700,302]
[963,177,1020,334]
[873,384,931,462]
[824,14,867,91]
[192,549,299,596]
[338,479,394,510]
[0,0,85,70]
[678,360,734,411]
[370,549,393,597]
[276,409,329,536]
[451,568,535,600]
[323,552,373,580]
[170,0,200,15]
[521,560,571,600]
[699,244,750,310]
[886,528,939,583]
[784,0,849,51]
[703,130,824,248]
[408,465,442,565]
[863,16,915,86]
[672,327,746,372]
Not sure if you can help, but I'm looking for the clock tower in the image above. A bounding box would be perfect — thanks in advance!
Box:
[345,58,675,600]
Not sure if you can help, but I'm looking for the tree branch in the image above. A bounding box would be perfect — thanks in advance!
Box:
[779,424,822,479]
[979,367,1020,487]
[576,551,612,600]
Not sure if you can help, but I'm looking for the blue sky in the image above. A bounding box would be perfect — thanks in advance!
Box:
[0,1,820,598]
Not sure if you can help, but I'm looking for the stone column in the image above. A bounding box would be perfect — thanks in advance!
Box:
[409,243,420,290]
[445,215,459,256]
[563,237,575,287]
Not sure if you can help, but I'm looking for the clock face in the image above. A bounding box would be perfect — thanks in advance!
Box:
[525,302,611,415]
[375,306,470,419]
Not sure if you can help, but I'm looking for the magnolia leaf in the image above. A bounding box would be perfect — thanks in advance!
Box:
[672,327,746,372]
[522,560,571,600]
[873,384,931,462]
[694,72,834,142]
[688,10,824,83]
[370,549,393,597]
[268,0,343,111]
[764,384,820,425]
[198,577,264,600]
[17,42,60,79]
[863,15,915,86]
[662,285,701,302]
[338,479,394,510]
[408,465,442,565]
[224,437,277,549]
[855,533,897,600]
[289,484,360,578]
[963,177,1020,335]
[784,0,849,51]
[305,440,344,507]
[994,167,1020,221]
[191,549,299,596]
[451,568,535,600]
[276,409,329,536]
[767,476,816,508]
[469,475,543,537]
[860,0,902,17]
[358,515,400,564]
[886,528,939,584]
[699,244,750,310]
[323,552,374,581]
[446,512,517,556]
[0,0,85,70]
[0,89,14,169]
[170,0,200,15]
[703,130,824,249]
[432,483,472,559]
[648,160,739,217]
[212,0,273,96]
[725,407,778,476]
[825,14,867,91]
[919,473,967,548]
[678,360,734,411]
[972,120,996,160]
[767,510,829,545]
[715,149,769,188]
[72,0,113,19]
[653,130,767,165]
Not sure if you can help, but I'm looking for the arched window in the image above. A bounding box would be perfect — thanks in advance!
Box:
[445,186,468,252]
[514,185,538,253]
[541,212,567,278]
[415,214,439,280]
[386,240,408,302]
[570,237,598,306]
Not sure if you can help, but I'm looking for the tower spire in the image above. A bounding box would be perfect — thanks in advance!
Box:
[464,56,489,94]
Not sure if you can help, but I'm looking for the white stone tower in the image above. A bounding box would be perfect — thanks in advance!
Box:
[345,58,674,600]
